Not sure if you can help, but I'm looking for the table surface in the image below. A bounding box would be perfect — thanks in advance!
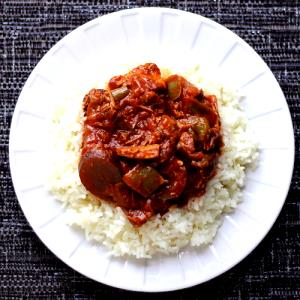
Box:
[1,0,299,299]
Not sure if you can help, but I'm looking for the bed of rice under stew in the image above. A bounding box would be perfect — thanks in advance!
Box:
[48,63,258,259]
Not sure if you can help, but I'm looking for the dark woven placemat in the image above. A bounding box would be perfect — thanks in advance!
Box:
[1,0,299,299]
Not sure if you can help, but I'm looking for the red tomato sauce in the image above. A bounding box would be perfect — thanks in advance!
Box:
[79,63,223,226]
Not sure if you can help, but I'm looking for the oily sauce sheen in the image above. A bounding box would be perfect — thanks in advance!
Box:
[79,63,223,226]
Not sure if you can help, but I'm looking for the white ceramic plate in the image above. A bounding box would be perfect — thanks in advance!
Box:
[9,8,294,292]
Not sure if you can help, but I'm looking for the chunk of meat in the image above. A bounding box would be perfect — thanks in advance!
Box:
[112,183,140,209]
[125,208,153,226]
[156,157,187,201]
[115,144,160,159]
[177,131,195,155]
[82,89,116,138]
[79,149,121,198]
[156,115,179,163]
[157,115,178,136]
[84,89,114,116]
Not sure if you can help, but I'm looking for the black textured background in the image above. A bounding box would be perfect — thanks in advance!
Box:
[1,1,299,299]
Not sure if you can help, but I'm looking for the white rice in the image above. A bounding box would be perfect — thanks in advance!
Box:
[47,66,259,259]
